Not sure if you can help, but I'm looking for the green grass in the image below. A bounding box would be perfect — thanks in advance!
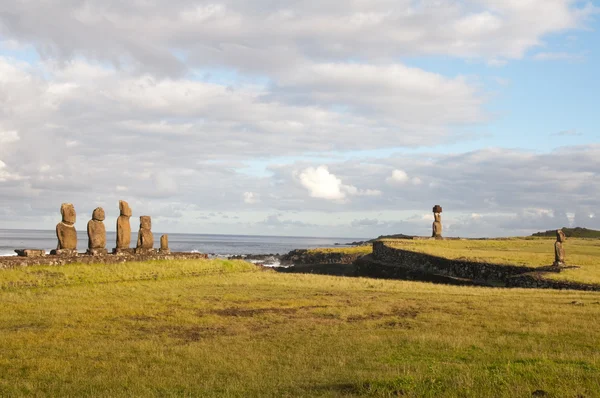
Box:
[1,259,600,397]
[381,238,600,285]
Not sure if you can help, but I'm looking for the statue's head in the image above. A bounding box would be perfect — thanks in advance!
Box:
[556,229,566,243]
[61,203,76,225]
[140,216,151,230]
[119,200,132,217]
[92,207,105,222]
[433,205,443,214]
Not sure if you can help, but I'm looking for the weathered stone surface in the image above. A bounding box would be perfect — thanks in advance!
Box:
[136,216,154,250]
[50,249,78,257]
[367,241,598,291]
[15,249,46,257]
[432,205,443,239]
[87,248,108,256]
[113,248,135,255]
[56,203,77,251]
[87,207,106,254]
[115,200,132,250]
[1,252,209,269]
[554,229,567,266]
[159,234,170,254]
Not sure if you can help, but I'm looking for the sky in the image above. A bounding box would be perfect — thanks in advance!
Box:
[0,0,598,238]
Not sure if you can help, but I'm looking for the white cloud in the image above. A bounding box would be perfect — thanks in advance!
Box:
[387,169,423,186]
[298,166,380,201]
[243,192,260,204]
[387,170,409,184]
[299,166,348,201]
[0,130,20,144]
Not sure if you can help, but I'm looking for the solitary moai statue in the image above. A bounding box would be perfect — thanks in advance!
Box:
[114,200,133,254]
[432,205,443,239]
[553,229,566,267]
[53,203,77,256]
[136,216,154,253]
[87,207,107,256]
[160,234,170,254]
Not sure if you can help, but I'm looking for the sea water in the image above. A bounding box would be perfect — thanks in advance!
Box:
[0,229,363,258]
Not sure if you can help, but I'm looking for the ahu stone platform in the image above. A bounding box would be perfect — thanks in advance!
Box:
[0,252,209,269]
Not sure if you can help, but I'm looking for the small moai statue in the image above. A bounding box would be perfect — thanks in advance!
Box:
[114,200,133,255]
[53,203,78,256]
[432,205,443,239]
[136,216,154,254]
[553,229,566,267]
[159,234,171,254]
[87,207,107,256]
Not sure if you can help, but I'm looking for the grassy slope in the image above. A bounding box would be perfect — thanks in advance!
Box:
[383,238,600,284]
[1,259,600,397]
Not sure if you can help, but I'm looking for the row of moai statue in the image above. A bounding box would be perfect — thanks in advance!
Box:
[53,201,170,256]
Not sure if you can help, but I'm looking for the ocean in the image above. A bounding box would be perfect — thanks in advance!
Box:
[0,229,363,258]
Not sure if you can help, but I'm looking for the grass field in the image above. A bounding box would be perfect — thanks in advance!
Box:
[383,238,600,284]
[316,238,600,285]
[1,258,600,397]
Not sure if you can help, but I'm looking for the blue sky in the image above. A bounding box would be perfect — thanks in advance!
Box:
[0,0,598,238]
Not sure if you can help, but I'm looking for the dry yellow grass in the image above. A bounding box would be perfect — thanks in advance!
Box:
[380,238,600,284]
[1,258,599,397]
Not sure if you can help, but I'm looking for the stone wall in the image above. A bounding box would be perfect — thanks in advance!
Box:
[372,241,534,282]
[368,241,600,291]
[280,249,364,266]
[0,252,208,269]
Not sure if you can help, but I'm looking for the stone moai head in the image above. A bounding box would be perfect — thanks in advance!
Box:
[61,203,76,225]
[556,229,566,243]
[119,200,132,217]
[140,216,152,230]
[92,207,105,222]
[433,205,443,214]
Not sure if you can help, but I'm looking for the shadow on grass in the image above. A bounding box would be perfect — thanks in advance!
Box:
[275,262,483,287]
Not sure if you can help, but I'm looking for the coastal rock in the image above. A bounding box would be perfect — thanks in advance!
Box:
[136,216,154,253]
[15,249,46,257]
[55,203,77,254]
[87,207,107,255]
[115,200,132,251]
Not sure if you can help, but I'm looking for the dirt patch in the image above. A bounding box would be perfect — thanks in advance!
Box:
[140,325,230,342]
[123,315,157,322]
[211,307,298,317]
[346,307,419,323]
[202,305,329,318]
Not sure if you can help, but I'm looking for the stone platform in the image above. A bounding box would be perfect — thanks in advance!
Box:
[0,251,208,269]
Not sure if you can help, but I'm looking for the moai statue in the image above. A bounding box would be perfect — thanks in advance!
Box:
[136,216,154,254]
[553,229,566,267]
[87,207,107,256]
[432,205,443,239]
[159,234,171,254]
[53,203,77,256]
[114,200,133,254]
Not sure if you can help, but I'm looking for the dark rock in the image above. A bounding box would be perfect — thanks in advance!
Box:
[15,249,46,257]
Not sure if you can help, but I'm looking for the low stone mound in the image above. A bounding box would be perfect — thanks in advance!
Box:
[0,252,208,269]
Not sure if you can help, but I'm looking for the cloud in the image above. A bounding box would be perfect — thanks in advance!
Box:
[387,169,423,186]
[0,0,594,76]
[243,192,260,204]
[298,166,381,201]
[0,130,20,144]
